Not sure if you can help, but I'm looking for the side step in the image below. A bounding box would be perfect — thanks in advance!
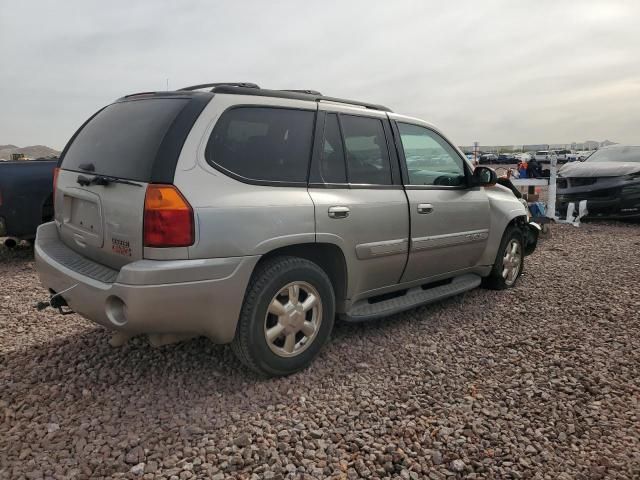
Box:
[342,274,482,322]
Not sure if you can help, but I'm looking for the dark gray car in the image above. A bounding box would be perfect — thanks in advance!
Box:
[556,145,640,219]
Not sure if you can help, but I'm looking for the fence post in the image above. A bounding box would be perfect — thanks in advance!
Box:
[547,153,558,219]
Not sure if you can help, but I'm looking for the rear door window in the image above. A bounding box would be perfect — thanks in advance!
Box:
[340,115,392,185]
[206,107,315,184]
[61,98,189,181]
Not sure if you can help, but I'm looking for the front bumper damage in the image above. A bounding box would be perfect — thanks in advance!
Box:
[556,176,640,219]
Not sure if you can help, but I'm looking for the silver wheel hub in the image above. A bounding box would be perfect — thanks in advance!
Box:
[264,281,322,358]
[502,239,522,286]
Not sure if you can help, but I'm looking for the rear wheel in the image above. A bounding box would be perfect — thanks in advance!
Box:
[231,256,335,376]
[483,226,524,290]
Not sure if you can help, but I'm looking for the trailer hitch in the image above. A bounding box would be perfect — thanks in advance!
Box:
[36,285,77,315]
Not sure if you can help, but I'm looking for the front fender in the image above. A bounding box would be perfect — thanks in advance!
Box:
[479,184,528,266]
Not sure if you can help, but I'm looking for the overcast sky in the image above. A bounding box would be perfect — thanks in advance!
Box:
[1,0,639,149]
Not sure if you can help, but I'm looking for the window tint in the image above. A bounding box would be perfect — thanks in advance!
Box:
[398,123,466,186]
[62,98,189,181]
[317,113,347,183]
[340,115,392,185]
[206,107,315,183]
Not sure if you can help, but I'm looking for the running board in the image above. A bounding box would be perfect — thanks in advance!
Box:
[342,273,482,322]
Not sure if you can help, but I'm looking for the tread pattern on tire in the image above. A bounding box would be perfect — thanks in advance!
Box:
[231,256,334,376]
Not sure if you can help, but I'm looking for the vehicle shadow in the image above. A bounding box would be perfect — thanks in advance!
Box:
[0,287,501,406]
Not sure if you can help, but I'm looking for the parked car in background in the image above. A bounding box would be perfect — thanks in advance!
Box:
[555,149,572,162]
[0,158,57,247]
[35,82,539,376]
[497,153,515,164]
[479,153,499,164]
[556,145,640,218]
[514,153,533,162]
[534,150,554,162]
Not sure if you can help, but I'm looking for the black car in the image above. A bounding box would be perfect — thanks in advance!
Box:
[497,153,515,164]
[0,158,57,246]
[556,145,640,218]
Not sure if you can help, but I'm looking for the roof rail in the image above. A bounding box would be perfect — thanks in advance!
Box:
[280,89,323,95]
[179,82,260,91]
[210,85,392,112]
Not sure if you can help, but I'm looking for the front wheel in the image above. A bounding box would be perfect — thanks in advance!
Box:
[483,226,524,290]
[231,256,335,377]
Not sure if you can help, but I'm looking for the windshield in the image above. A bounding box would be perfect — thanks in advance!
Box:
[586,146,640,163]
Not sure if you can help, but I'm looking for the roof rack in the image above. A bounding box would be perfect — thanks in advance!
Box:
[281,89,323,95]
[206,85,392,112]
[179,82,260,91]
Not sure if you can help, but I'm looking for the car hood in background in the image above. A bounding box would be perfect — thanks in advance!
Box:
[559,161,640,178]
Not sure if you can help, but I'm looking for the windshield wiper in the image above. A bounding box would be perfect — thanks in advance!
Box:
[76,174,142,187]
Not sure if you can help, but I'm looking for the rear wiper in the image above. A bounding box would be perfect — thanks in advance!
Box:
[78,162,95,172]
[76,174,142,187]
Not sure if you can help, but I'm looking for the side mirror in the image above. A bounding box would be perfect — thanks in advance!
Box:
[472,166,497,186]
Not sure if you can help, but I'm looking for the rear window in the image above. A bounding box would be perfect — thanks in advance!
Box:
[61,98,189,181]
[205,107,315,184]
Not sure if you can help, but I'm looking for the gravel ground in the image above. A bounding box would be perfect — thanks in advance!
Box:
[1,223,639,480]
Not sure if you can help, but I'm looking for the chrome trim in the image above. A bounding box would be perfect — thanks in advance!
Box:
[411,229,489,252]
[355,238,408,260]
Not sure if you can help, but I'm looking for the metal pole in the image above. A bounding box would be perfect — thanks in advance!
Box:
[547,152,558,220]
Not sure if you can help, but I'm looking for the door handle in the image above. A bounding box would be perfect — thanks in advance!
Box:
[417,203,434,214]
[328,206,350,219]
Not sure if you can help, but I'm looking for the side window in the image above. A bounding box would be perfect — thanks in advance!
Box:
[397,123,466,186]
[205,107,315,183]
[340,115,392,185]
[319,113,347,183]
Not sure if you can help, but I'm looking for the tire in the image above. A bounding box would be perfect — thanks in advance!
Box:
[231,256,335,377]
[483,225,524,290]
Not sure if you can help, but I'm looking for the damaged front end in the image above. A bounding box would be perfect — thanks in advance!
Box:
[556,146,640,219]
[556,174,640,219]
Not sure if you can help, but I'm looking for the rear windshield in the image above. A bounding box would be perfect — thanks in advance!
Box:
[61,98,189,181]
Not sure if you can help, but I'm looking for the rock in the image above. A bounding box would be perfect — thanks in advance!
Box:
[46,423,60,433]
[432,450,443,465]
[145,461,158,473]
[130,463,145,476]
[233,432,251,447]
[125,446,145,464]
[450,459,465,472]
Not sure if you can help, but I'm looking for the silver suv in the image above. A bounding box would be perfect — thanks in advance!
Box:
[35,82,539,376]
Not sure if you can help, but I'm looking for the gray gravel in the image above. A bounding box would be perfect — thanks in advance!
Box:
[1,222,639,479]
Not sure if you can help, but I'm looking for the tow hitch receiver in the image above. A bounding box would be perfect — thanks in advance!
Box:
[36,286,77,315]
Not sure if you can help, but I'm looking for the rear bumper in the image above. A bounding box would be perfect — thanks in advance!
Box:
[34,222,259,343]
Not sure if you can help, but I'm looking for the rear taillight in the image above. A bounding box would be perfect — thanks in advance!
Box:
[143,184,194,248]
[52,167,60,208]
